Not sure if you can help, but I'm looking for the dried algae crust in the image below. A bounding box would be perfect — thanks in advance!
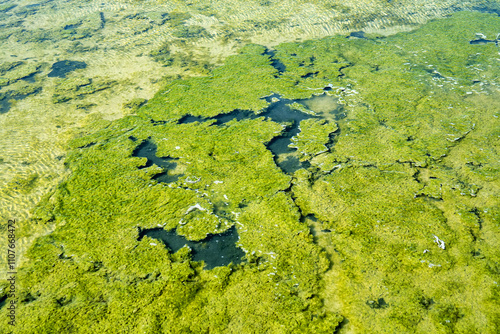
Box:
[0,10,499,334]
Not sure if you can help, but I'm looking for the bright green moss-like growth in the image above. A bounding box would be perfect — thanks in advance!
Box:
[3,10,500,333]
[140,43,296,121]
[122,97,147,113]
[8,109,336,330]
[289,119,338,161]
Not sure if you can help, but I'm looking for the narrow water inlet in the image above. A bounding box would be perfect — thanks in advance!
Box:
[264,49,287,73]
[132,139,182,183]
[176,92,343,174]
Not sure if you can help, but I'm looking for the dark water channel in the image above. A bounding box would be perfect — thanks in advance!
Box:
[138,225,245,269]
[178,92,343,174]
[469,38,498,45]
[264,49,287,74]
[132,140,182,183]
[0,295,6,310]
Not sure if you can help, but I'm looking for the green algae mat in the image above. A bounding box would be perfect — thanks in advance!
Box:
[1,11,500,333]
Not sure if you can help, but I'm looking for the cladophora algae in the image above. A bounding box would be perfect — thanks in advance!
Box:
[0,61,43,113]
[6,11,500,334]
[138,225,244,269]
[177,92,341,173]
[0,88,42,114]
[149,91,339,254]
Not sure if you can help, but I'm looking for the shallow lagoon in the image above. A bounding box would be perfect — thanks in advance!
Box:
[0,1,499,333]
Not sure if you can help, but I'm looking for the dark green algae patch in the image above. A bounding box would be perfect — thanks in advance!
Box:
[4,11,500,333]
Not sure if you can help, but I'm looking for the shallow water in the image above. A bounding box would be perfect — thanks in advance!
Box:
[48,60,87,78]
[132,139,182,183]
[138,225,244,269]
[1,1,500,333]
[0,95,10,114]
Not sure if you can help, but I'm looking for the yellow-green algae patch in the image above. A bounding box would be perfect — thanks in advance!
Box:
[52,76,117,104]
[0,0,496,269]
[140,44,292,121]
[289,119,338,161]
[1,10,500,333]
[6,111,339,332]
[288,12,500,334]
